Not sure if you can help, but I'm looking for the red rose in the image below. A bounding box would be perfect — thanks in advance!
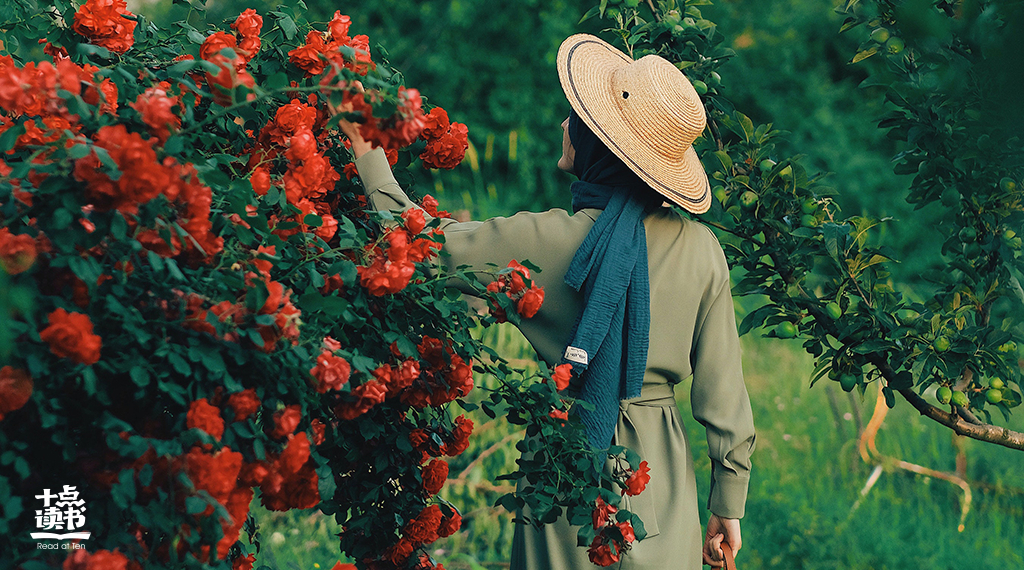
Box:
[551,363,572,392]
[40,308,102,365]
[310,418,326,446]
[72,0,137,55]
[548,408,569,424]
[402,208,427,234]
[200,31,239,63]
[270,405,302,439]
[616,520,636,543]
[403,504,442,545]
[129,82,180,142]
[622,460,651,496]
[279,432,311,475]
[592,496,617,529]
[310,351,351,393]
[421,459,448,496]
[226,389,260,422]
[250,166,271,196]
[231,9,263,40]
[516,286,545,318]
[232,553,256,570]
[328,11,352,42]
[420,122,468,170]
[187,398,225,440]
[334,380,387,420]
[0,366,33,421]
[183,446,244,509]
[443,414,474,456]
[0,228,38,274]
[438,508,462,537]
[421,107,450,139]
[288,31,328,76]
[383,538,414,566]
[205,55,255,107]
[587,534,621,567]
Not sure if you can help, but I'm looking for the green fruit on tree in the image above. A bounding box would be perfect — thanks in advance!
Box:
[885,37,905,54]
[1000,177,1018,193]
[940,187,959,207]
[779,165,793,180]
[932,335,951,352]
[801,197,818,214]
[870,27,890,43]
[683,17,697,28]
[997,341,1018,353]
[990,377,1005,390]
[624,0,640,7]
[759,159,776,172]
[692,80,708,95]
[664,10,682,25]
[825,302,842,320]
[605,7,621,18]
[707,71,722,87]
[800,214,818,228]
[1010,237,1023,250]
[775,321,797,338]
[936,386,952,405]
[958,227,977,242]
[839,373,857,392]
[986,389,1003,404]
[713,186,728,205]
[739,191,759,210]
[951,390,968,407]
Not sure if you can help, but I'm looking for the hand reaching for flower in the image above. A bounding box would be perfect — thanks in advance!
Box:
[327,80,374,159]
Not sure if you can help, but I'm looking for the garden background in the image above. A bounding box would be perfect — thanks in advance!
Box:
[8,0,1024,568]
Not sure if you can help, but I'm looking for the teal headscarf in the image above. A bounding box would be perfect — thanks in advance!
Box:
[563,110,661,450]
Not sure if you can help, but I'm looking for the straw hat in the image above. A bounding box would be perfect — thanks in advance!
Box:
[557,34,711,214]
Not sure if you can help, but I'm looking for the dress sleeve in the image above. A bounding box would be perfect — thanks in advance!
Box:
[689,261,756,520]
[353,147,591,300]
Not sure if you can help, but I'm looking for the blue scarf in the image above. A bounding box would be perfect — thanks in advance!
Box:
[564,110,660,450]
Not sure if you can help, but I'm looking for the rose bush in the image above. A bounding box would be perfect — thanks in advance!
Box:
[0,1,652,568]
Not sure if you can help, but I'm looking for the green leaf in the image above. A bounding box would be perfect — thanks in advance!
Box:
[168,352,191,375]
[851,47,878,64]
[274,13,298,40]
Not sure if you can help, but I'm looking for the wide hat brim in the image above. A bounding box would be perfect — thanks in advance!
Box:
[557,34,712,214]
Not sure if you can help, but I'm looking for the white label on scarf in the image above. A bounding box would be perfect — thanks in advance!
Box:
[564,346,589,365]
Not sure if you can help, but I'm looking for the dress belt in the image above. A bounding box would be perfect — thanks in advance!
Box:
[610,381,678,539]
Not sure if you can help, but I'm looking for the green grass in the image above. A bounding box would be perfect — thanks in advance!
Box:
[251,324,1024,570]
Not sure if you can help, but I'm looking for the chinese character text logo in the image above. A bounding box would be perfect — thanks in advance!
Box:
[30,485,92,541]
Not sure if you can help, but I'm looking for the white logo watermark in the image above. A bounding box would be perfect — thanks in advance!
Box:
[31,485,91,548]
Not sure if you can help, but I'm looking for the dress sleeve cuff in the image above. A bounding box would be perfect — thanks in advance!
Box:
[354,146,399,195]
[708,471,749,519]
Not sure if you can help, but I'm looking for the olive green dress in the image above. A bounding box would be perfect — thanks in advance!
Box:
[356,148,756,570]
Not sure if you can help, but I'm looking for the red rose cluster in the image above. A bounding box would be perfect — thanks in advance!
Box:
[381,504,462,567]
[72,0,137,54]
[587,496,638,566]
[289,11,374,77]
[358,209,442,296]
[419,107,469,170]
[249,97,342,244]
[200,9,264,107]
[331,334,474,424]
[73,126,224,263]
[486,260,546,322]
